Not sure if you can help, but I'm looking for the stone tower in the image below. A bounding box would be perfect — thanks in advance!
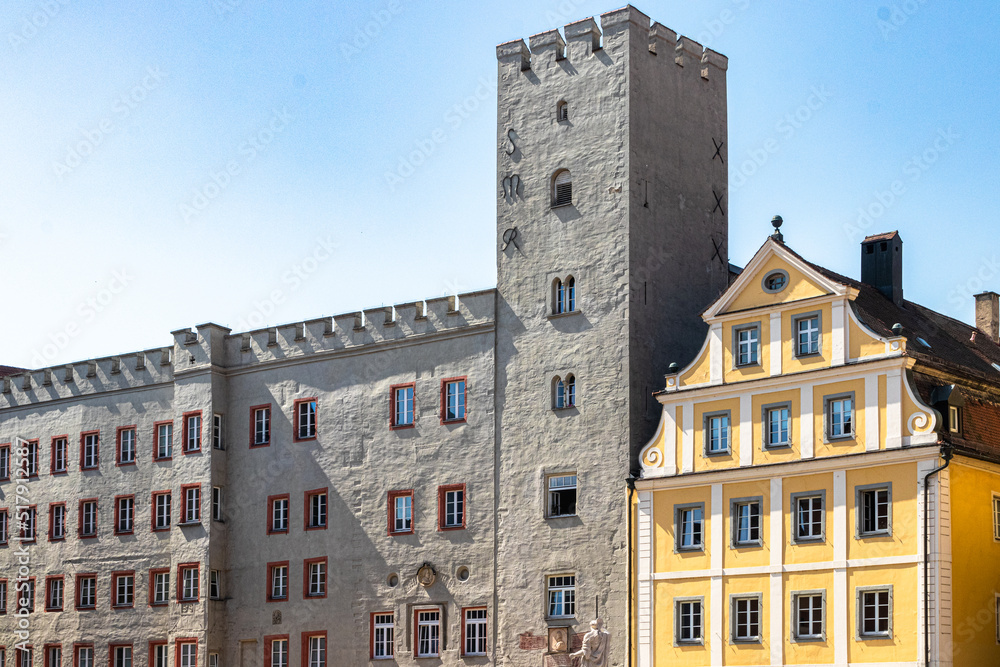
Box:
[494,6,729,665]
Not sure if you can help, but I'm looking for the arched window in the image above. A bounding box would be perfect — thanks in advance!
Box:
[555,278,565,314]
[555,377,565,408]
[553,170,572,207]
[566,276,575,312]
[554,276,576,314]
[556,100,569,122]
[554,375,576,409]
[565,375,576,407]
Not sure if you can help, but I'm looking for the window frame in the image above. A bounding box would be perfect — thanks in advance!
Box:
[440,377,467,424]
[0,508,7,545]
[300,632,327,667]
[855,482,892,538]
[304,488,328,531]
[949,405,962,434]
[292,398,318,442]
[762,269,789,293]
[267,494,291,535]
[266,561,290,602]
[389,383,415,430]
[180,485,201,525]
[761,401,793,450]
[437,483,466,531]
[109,644,132,667]
[303,557,327,599]
[461,607,488,657]
[855,585,893,640]
[19,505,37,542]
[0,444,10,480]
[73,646,94,667]
[212,413,225,450]
[43,645,60,667]
[44,576,64,612]
[175,640,198,667]
[114,495,135,536]
[75,574,97,610]
[182,411,202,454]
[413,609,441,659]
[79,431,99,470]
[152,421,173,462]
[16,577,35,613]
[993,493,1000,542]
[730,496,764,548]
[674,502,706,552]
[551,169,572,208]
[50,436,68,475]
[546,473,578,519]
[148,642,168,667]
[23,439,39,478]
[111,570,135,609]
[703,410,732,456]
[792,311,823,358]
[546,574,576,619]
[48,503,66,542]
[791,589,826,642]
[263,636,289,667]
[212,487,224,522]
[791,491,826,543]
[732,323,761,368]
[730,593,763,644]
[115,426,137,467]
[0,578,6,614]
[370,612,394,660]
[249,404,272,448]
[151,491,171,532]
[177,563,200,603]
[148,568,170,607]
[553,374,577,410]
[209,570,221,600]
[78,499,98,539]
[824,392,856,442]
[387,489,413,535]
[673,596,705,646]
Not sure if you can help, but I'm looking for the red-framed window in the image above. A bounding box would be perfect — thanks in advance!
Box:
[387,490,413,535]
[250,404,272,447]
[74,574,97,610]
[0,508,7,544]
[111,571,135,609]
[148,642,168,667]
[267,494,290,535]
[462,607,488,656]
[48,503,66,541]
[22,440,39,478]
[73,644,95,667]
[389,383,415,429]
[300,632,327,667]
[266,561,290,602]
[15,646,33,667]
[293,398,318,442]
[438,483,466,531]
[114,495,135,535]
[109,644,133,667]
[17,577,35,613]
[174,639,198,667]
[303,557,327,599]
[78,499,98,538]
[177,563,199,603]
[151,491,171,532]
[370,611,394,660]
[44,576,64,612]
[263,635,290,667]
[0,577,7,614]
[0,443,10,480]
[304,488,327,531]
[50,436,68,475]
[115,426,137,466]
[182,412,202,454]
[43,644,61,667]
[148,568,170,607]
[79,431,99,470]
[180,485,201,524]
[440,377,467,424]
[19,505,37,541]
[152,421,173,461]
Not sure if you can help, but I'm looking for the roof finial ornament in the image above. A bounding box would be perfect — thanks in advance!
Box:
[771,215,784,244]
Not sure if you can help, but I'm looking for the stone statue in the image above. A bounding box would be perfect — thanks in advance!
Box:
[571,619,609,667]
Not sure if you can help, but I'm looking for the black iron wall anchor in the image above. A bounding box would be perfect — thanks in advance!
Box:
[712,137,725,163]
[712,189,725,215]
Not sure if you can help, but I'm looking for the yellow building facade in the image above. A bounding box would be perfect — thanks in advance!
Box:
[633,231,1000,666]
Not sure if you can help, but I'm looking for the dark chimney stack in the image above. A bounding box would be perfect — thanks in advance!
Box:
[975,291,999,343]
[861,232,903,306]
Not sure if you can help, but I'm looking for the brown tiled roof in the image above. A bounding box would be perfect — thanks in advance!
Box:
[0,366,24,377]
[863,231,900,243]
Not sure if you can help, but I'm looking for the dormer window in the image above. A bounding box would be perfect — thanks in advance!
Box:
[556,101,568,122]
[949,406,961,434]
[552,170,572,207]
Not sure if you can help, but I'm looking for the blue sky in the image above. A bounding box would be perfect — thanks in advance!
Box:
[1,0,998,368]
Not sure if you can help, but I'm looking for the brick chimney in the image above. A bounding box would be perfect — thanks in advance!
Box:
[975,291,1000,343]
[861,232,903,306]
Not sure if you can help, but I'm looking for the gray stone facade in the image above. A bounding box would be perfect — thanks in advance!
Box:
[0,6,727,667]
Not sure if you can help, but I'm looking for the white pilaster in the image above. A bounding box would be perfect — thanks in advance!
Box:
[739,393,753,467]
[865,373,880,452]
[770,477,783,666]
[710,323,723,385]
[769,311,783,376]
[800,384,814,459]
[637,491,654,667]
[834,470,848,666]
[832,300,847,366]
[711,484,724,573]
[711,483,724,666]
[886,368,902,449]
[710,576,723,667]
[663,405,678,476]
[681,401,694,473]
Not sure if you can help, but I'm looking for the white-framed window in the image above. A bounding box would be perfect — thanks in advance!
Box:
[156,423,173,459]
[731,595,762,642]
[207,654,218,667]
[80,501,97,536]
[112,646,131,667]
[296,400,317,440]
[24,440,38,476]
[184,486,201,524]
[555,277,576,314]
[210,569,221,599]
[306,635,326,667]
[270,564,288,600]
[153,571,170,604]
[268,639,288,667]
[416,610,441,658]
[46,647,60,667]
[77,576,96,608]
[0,509,7,544]
[46,577,63,610]
[857,586,892,638]
[464,608,488,656]
[393,387,414,427]
[793,591,825,640]
[212,487,223,522]
[949,405,961,434]
[555,375,576,409]
[372,612,394,659]
[116,497,134,533]
[307,560,326,597]
[796,315,820,356]
[154,493,171,530]
[52,437,67,473]
[114,573,134,607]
[118,428,136,464]
[0,446,9,478]
[547,474,577,517]
[21,507,36,541]
[857,484,891,537]
[253,406,271,446]
[391,492,412,533]
[675,598,703,644]
[271,497,289,533]
[0,580,6,613]
[547,575,576,618]
[75,647,94,667]
[793,492,824,542]
[178,643,196,667]
[765,405,791,448]
[552,170,572,207]
[706,412,730,454]
[184,414,202,452]
[82,433,99,469]
[828,396,854,439]
[732,498,762,546]
[18,578,34,612]
[735,326,759,366]
[308,491,327,529]
[151,645,168,667]
[51,504,65,539]
[676,504,704,551]
[442,487,464,529]
[444,379,466,422]
[212,414,224,449]
[181,565,199,601]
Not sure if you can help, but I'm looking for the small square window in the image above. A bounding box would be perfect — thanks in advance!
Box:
[731,595,762,643]
[110,646,131,667]
[22,440,39,477]
[792,591,826,641]
[675,504,705,551]
[674,597,704,645]
[856,484,891,537]
[704,411,731,455]
[857,586,892,639]
[731,497,762,547]
[547,474,577,518]
[547,575,575,618]
[734,325,760,367]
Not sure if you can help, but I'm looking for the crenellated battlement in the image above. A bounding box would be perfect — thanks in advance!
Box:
[0,290,496,408]
[496,4,727,80]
